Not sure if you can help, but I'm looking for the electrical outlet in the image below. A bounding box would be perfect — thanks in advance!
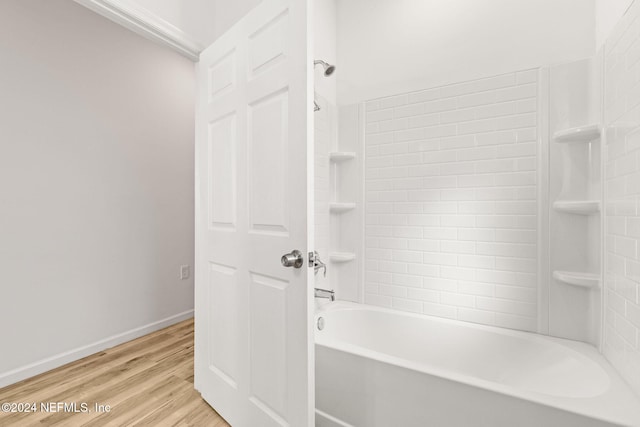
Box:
[180,265,190,280]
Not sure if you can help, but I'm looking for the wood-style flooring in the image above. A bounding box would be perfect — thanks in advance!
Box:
[0,318,230,426]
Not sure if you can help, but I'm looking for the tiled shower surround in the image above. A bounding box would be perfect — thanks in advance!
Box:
[364,70,539,332]
[603,0,640,396]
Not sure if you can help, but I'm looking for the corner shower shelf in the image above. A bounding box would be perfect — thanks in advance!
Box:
[329,202,356,213]
[329,152,356,162]
[553,124,601,143]
[552,200,601,215]
[329,252,356,263]
[553,270,601,289]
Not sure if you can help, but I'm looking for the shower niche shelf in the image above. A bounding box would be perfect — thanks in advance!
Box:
[329,252,356,263]
[329,151,356,162]
[329,202,356,213]
[552,200,601,215]
[552,124,601,143]
[553,270,601,289]
[545,58,605,345]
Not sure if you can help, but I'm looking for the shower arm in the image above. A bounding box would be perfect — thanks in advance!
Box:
[313,59,336,112]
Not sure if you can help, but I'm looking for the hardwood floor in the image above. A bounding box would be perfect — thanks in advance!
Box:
[0,318,230,426]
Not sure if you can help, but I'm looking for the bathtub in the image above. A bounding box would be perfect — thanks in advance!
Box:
[315,302,640,427]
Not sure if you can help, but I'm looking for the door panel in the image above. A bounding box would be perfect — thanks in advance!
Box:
[248,272,289,423]
[248,11,288,79]
[194,0,313,426]
[207,262,238,387]
[248,89,289,234]
[208,113,237,230]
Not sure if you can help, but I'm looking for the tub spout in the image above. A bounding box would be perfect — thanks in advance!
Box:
[314,288,335,301]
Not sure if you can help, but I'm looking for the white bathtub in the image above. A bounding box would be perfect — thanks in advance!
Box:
[315,302,640,427]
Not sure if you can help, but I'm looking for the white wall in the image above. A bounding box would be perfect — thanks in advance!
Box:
[602,0,640,397]
[596,0,634,48]
[0,0,195,386]
[336,0,595,105]
[363,70,539,331]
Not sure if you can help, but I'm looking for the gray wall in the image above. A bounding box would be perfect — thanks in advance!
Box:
[0,0,195,385]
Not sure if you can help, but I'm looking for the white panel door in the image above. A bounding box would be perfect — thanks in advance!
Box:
[194,0,314,426]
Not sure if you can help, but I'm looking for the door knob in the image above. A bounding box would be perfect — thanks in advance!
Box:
[281,250,304,268]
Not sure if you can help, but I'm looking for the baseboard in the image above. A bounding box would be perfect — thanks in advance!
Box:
[0,310,194,389]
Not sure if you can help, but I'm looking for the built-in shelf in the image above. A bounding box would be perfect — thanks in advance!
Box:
[553,200,601,215]
[553,270,601,289]
[329,152,356,162]
[329,252,356,263]
[329,202,356,213]
[553,124,601,143]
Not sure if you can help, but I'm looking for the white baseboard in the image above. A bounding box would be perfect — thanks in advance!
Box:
[0,310,194,389]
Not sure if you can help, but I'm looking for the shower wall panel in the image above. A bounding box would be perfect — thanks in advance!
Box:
[602,0,640,397]
[315,96,333,292]
[363,70,539,332]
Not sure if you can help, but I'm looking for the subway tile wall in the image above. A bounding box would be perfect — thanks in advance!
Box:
[364,70,539,332]
[603,0,640,396]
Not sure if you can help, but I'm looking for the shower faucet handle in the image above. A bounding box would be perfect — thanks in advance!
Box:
[310,251,327,277]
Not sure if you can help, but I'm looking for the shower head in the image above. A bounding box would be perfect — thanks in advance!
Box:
[314,60,336,77]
